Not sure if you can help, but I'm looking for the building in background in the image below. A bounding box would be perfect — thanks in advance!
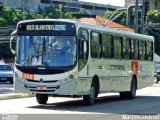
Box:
[2,0,41,12]
[146,0,160,10]
[41,0,121,16]
[125,0,160,10]
[2,0,123,16]
[125,0,143,7]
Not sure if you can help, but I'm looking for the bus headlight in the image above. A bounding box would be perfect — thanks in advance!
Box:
[69,75,75,79]
[60,77,74,84]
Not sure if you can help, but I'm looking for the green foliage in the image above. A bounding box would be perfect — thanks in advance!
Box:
[0,6,76,25]
[44,6,76,19]
[103,10,127,25]
[45,7,61,18]
[64,12,75,19]
[0,7,23,24]
[146,10,160,56]
[0,6,76,59]
[103,10,113,19]
[146,9,160,23]
[0,17,6,23]
[25,13,44,20]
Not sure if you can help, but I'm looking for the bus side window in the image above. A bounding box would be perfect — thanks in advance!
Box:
[131,39,139,60]
[146,41,153,61]
[102,33,113,58]
[122,38,131,60]
[113,36,122,59]
[139,40,145,60]
[91,32,101,58]
[78,29,89,71]
[79,40,88,59]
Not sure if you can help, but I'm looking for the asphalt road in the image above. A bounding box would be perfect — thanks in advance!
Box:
[0,82,14,94]
[0,84,160,120]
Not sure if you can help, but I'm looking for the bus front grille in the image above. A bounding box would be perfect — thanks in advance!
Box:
[26,79,58,83]
[24,85,59,93]
[29,89,56,92]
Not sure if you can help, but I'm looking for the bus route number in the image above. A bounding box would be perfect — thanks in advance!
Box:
[22,73,34,80]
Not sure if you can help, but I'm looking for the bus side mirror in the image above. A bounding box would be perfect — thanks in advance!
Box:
[10,30,17,55]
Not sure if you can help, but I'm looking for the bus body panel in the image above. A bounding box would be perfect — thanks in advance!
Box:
[14,67,80,95]
[11,19,154,98]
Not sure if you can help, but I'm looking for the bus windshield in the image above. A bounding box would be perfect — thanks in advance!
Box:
[16,36,76,67]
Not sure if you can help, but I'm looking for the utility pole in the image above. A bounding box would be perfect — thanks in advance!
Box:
[22,0,25,20]
[22,0,27,20]
[0,0,3,11]
[134,0,139,33]
[141,0,145,34]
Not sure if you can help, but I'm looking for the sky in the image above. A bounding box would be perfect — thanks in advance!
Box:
[79,0,125,7]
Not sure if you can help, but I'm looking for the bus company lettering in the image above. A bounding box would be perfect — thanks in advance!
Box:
[26,25,66,31]
[110,64,125,71]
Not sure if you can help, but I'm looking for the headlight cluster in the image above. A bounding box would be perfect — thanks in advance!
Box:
[60,75,75,84]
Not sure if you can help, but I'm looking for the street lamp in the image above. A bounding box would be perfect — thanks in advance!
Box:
[59,4,63,18]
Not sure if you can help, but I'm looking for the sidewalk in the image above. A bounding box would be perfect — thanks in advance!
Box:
[0,93,35,100]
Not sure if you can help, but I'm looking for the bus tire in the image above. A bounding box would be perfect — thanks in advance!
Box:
[94,77,99,98]
[120,77,137,99]
[119,92,127,99]
[154,77,159,83]
[128,77,137,99]
[36,94,48,104]
[83,81,96,105]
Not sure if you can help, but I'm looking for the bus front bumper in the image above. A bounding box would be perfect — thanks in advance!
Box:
[14,75,78,95]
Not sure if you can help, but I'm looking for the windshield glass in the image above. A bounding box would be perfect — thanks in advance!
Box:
[0,65,12,71]
[16,36,76,67]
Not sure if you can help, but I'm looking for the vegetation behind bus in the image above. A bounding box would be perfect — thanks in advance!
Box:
[0,6,76,60]
[0,6,156,60]
[0,6,76,25]
[104,9,160,56]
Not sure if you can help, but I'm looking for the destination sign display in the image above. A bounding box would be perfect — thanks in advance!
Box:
[26,25,66,31]
[17,21,76,34]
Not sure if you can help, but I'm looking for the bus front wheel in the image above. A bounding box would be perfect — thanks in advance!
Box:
[83,81,96,105]
[36,94,48,104]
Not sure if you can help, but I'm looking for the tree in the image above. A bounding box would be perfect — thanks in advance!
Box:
[45,7,61,19]
[103,10,127,25]
[0,6,77,59]
[146,10,160,56]
[146,9,159,23]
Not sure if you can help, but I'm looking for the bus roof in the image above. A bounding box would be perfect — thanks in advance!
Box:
[16,19,154,42]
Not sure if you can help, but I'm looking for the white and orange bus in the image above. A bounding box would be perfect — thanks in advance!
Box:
[10,19,154,105]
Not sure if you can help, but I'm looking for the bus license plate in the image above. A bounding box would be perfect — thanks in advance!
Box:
[36,86,47,90]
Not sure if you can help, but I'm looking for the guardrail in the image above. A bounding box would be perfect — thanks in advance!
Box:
[0,25,16,43]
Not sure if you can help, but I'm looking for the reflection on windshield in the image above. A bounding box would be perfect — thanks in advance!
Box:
[0,65,12,71]
[16,36,76,67]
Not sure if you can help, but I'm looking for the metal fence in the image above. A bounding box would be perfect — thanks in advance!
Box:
[0,25,16,43]
[0,24,16,62]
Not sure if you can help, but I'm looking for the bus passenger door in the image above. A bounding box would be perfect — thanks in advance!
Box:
[77,29,90,93]
[78,38,89,76]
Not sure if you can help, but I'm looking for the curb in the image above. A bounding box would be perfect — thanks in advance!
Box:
[0,93,35,100]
